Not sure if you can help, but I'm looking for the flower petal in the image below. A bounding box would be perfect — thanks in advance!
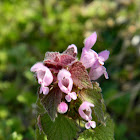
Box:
[84,32,97,50]
[58,77,73,94]
[58,80,69,93]
[57,69,71,81]
[89,65,109,80]
[37,70,45,84]
[57,69,73,93]
[30,62,46,72]
[69,92,77,100]
[104,70,109,79]
[78,107,89,121]
[65,95,71,102]
[78,101,94,121]
[80,101,94,110]
[85,121,96,129]
[43,69,53,86]
[89,121,96,129]
[98,50,110,62]
[43,87,49,95]
[80,49,98,69]
[85,122,91,129]
[40,85,49,95]
[31,62,53,86]
[98,58,104,65]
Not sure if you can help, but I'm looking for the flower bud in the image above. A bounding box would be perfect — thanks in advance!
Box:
[57,102,68,114]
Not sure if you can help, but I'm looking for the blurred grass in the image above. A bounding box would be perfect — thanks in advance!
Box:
[0,0,140,139]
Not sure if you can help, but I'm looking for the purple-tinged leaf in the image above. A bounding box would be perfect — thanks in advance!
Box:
[44,52,62,70]
[40,87,62,121]
[69,61,93,89]
[45,52,60,61]
[44,52,75,70]
[60,54,76,66]
[63,46,77,57]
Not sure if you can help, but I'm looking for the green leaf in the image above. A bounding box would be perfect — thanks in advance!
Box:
[36,98,46,115]
[35,124,47,140]
[80,82,105,124]
[40,87,62,121]
[40,113,79,140]
[35,102,47,140]
[78,115,114,140]
[69,61,93,89]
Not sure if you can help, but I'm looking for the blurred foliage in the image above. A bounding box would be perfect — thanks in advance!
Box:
[0,0,140,139]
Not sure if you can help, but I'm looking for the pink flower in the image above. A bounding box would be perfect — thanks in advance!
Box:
[30,62,53,86]
[80,32,109,79]
[78,101,94,121]
[57,102,68,114]
[65,92,77,102]
[78,101,96,129]
[80,32,98,69]
[85,121,96,129]
[57,69,73,94]
[57,69,77,102]
[80,32,110,69]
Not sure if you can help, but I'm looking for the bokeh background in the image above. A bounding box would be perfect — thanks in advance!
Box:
[0,0,140,139]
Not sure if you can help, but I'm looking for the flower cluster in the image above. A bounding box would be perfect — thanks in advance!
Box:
[31,32,109,129]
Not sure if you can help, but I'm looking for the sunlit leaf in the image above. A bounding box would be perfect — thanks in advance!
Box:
[80,82,105,124]
[78,115,114,140]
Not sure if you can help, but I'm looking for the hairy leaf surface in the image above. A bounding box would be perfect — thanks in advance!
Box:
[40,113,79,140]
[40,87,62,121]
[78,115,114,140]
[80,82,105,124]
[69,61,93,89]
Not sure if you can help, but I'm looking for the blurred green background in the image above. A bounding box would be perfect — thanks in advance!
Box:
[0,0,140,139]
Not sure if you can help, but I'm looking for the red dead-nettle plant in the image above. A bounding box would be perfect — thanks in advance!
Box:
[31,32,114,140]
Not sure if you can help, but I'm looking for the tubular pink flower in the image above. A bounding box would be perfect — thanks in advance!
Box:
[85,121,96,129]
[30,62,53,86]
[57,69,73,94]
[57,102,68,114]
[89,65,109,80]
[78,101,94,121]
[68,44,78,54]
[80,32,98,69]
[65,92,77,102]
[80,32,110,72]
